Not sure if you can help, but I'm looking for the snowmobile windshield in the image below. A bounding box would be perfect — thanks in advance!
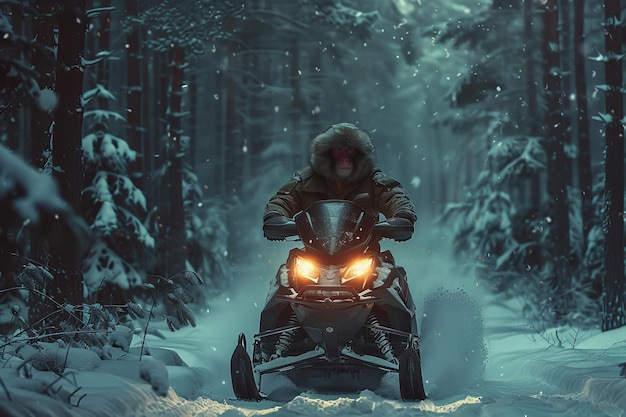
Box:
[294,200,375,257]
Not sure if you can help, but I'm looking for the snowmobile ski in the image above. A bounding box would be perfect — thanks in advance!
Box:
[230,333,263,401]
[398,345,427,401]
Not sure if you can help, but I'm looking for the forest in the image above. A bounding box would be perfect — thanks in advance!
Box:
[0,0,624,359]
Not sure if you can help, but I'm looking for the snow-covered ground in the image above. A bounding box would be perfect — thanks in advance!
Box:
[2,239,626,417]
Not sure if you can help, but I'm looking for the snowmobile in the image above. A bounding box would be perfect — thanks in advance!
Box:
[230,200,426,401]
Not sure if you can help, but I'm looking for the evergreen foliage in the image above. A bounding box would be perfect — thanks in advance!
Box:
[81,118,155,298]
[130,0,241,54]
[429,2,609,328]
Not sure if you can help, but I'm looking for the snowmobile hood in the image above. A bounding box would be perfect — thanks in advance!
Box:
[294,200,375,257]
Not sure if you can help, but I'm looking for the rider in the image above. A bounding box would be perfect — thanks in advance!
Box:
[263,122,417,251]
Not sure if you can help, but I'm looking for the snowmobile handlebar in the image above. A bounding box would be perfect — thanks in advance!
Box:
[263,215,413,242]
[374,217,414,241]
[263,216,298,240]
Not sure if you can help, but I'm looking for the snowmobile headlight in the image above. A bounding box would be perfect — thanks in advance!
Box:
[341,257,374,285]
[294,256,319,283]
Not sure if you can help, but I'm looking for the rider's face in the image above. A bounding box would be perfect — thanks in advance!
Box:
[332,147,356,178]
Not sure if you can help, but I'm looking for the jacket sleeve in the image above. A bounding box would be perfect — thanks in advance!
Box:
[372,170,417,223]
[263,172,304,221]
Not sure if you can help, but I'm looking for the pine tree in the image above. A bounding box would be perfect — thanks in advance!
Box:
[81,116,155,301]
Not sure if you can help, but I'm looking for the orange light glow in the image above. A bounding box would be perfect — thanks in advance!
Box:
[342,258,373,284]
[294,257,319,283]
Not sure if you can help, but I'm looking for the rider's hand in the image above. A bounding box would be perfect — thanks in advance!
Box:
[263,215,295,240]
[384,216,414,241]
[386,217,413,227]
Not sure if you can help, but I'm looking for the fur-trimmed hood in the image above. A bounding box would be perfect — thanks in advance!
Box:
[310,123,375,183]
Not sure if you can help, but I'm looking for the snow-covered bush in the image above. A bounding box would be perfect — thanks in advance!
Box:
[438,135,603,328]
[0,145,90,334]
[5,265,202,362]
[186,197,230,297]
[583,174,626,305]
[436,169,517,276]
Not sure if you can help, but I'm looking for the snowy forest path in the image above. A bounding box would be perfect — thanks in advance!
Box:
[140,243,626,416]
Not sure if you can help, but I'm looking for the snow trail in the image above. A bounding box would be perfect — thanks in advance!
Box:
[140,234,626,417]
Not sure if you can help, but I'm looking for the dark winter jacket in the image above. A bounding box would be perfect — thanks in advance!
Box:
[263,123,416,224]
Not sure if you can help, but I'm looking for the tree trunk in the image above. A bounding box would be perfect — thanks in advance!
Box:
[150,50,170,223]
[202,50,225,196]
[225,33,242,200]
[541,0,572,311]
[159,50,170,150]
[5,6,26,153]
[224,25,244,263]
[96,0,110,109]
[188,69,198,171]
[216,63,227,197]
[141,27,156,201]
[289,43,304,169]
[125,0,143,183]
[601,0,625,331]
[49,0,86,308]
[523,0,542,206]
[31,1,55,168]
[574,0,593,251]
[309,48,324,143]
[28,1,56,324]
[165,44,187,277]
[558,0,574,192]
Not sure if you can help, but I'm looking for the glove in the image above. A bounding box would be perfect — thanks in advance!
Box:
[386,217,413,227]
[393,211,416,222]
[263,215,297,240]
[377,216,414,242]
[391,217,414,241]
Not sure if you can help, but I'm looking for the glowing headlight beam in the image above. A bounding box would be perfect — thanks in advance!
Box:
[295,257,319,283]
[342,258,373,283]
